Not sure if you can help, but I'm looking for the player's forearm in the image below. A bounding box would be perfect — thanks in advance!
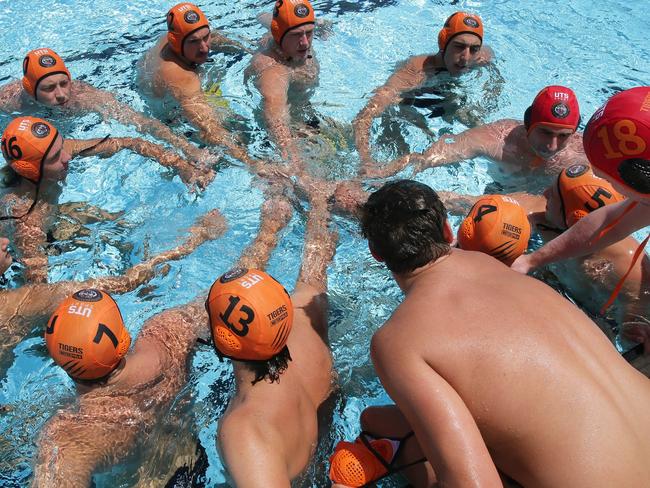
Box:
[436,191,480,216]
[526,202,639,269]
[237,197,292,270]
[264,109,303,172]
[111,106,204,161]
[14,219,48,283]
[298,199,335,291]
[88,209,226,294]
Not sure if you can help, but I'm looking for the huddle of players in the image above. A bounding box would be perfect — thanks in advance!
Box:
[1,1,649,487]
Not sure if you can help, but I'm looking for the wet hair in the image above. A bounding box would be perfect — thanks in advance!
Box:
[0,165,20,188]
[240,345,292,385]
[619,158,650,194]
[359,180,450,273]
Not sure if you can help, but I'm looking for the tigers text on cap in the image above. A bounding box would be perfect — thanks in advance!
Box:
[22,48,71,100]
[166,3,210,58]
[45,289,131,381]
[1,116,59,183]
[206,268,294,361]
[525,85,580,134]
[583,86,650,195]
[271,0,315,46]
[458,195,531,266]
[437,12,483,51]
[556,163,624,228]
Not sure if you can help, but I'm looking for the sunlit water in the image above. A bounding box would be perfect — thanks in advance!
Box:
[0,0,648,486]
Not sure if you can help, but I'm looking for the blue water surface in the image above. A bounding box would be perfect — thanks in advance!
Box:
[0,0,648,486]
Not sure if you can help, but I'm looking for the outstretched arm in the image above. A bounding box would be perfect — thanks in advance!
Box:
[11,199,50,283]
[363,124,491,179]
[64,137,214,190]
[210,31,252,54]
[32,396,140,488]
[354,57,426,173]
[237,196,293,271]
[86,85,213,165]
[512,200,650,274]
[163,68,257,168]
[254,63,304,172]
[14,209,226,321]
[85,208,226,294]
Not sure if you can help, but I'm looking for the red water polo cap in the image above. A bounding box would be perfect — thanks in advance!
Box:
[526,85,580,134]
[438,12,483,51]
[271,0,315,46]
[45,289,131,381]
[1,116,59,183]
[22,48,71,100]
[458,195,531,266]
[167,3,210,58]
[583,86,650,195]
[206,268,294,362]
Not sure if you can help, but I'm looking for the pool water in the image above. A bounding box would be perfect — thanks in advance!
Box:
[0,1,648,486]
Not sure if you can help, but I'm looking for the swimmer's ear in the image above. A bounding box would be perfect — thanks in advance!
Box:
[443,219,454,245]
[368,243,384,263]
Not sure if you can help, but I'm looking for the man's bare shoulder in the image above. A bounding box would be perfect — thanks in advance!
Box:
[0,81,24,111]
[249,50,287,79]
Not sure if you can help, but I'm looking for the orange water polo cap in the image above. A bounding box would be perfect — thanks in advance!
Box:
[271,0,315,46]
[556,163,625,228]
[458,195,531,266]
[45,289,131,381]
[525,85,580,135]
[22,48,71,100]
[329,437,395,487]
[206,268,294,361]
[167,3,210,58]
[438,12,483,51]
[1,116,59,183]
[583,86,650,196]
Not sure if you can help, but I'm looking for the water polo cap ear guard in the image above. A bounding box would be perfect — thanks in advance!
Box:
[458,195,531,266]
[22,48,71,100]
[556,163,625,228]
[206,267,294,362]
[166,3,210,58]
[437,11,483,52]
[45,289,131,381]
[271,0,315,46]
[1,116,58,184]
[583,87,650,195]
[525,85,581,135]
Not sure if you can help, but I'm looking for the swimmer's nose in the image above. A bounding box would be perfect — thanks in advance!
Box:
[547,136,559,152]
[54,87,67,103]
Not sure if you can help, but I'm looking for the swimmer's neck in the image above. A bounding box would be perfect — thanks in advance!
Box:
[231,362,262,393]
[164,45,202,71]
[392,251,453,293]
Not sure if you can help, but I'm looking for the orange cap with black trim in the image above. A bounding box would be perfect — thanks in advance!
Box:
[206,268,294,361]
[271,0,315,46]
[525,85,580,135]
[45,289,131,381]
[166,3,210,58]
[438,12,483,52]
[329,437,395,487]
[583,86,650,196]
[458,195,531,266]
[1,116,59,183]
[22,48,71,101]
[556,163,625,228]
